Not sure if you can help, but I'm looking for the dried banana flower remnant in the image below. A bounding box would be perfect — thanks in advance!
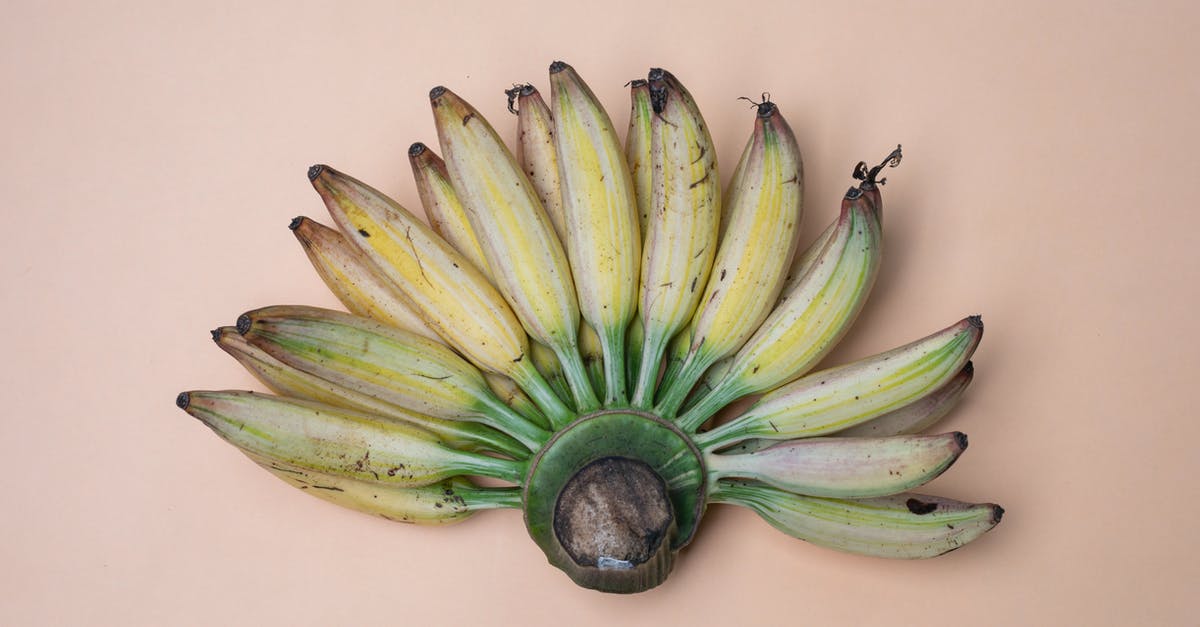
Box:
[178,61,1002,594]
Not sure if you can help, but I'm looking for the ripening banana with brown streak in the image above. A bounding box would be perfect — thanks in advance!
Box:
[308,165,574,427]
[408,141,565,414]
[504,84,595,407]
[548,61,641,404]
[626,78,653,236]
[630,68,721,408]
[654,98,803,418]
[430,86,599,417]
[289,216,438,342]
[177,390,526,486]
[408,142,493,278]
[507,84,568,245]
[211,326,528,457]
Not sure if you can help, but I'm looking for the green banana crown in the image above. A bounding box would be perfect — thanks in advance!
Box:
[178,61,1001,595]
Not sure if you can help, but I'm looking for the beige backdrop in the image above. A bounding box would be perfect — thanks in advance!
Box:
[3,0,1197,624]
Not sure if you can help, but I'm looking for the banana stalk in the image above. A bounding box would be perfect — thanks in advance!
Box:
[507,83,568,244]
[549,61,641,404]
[655,98,803,417]
[697,317,983,451]
[308,165,573,427]
[678,181,885,430]
[212,326,528,457]
[430,86,598,417]
[236,306,550,450]
[711,481,1003,559]
[630,68,721,408]
[705,433,967,498]
[256,457,521,525]
[177,391,526,486]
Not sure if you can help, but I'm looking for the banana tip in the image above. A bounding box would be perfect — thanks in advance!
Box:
[209,328,222,342]
[408,142,427,157]
[991,504,1005,524]
[963,361,975,376]
[236,314,253,335]
[953,431,969,451]
[429,86,446,100]
[548,60,568,74]
[647,67,666,82]
[175,392,191,410]
[967,315,983,330]
[306,165,324,181]
[288,216,305,231]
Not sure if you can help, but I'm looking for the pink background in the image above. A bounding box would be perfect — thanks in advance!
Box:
[3,1,1197,624]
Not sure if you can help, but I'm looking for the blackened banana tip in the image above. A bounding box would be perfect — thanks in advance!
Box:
[968,315,984,330]
[991,504,1005,524]
[647,67,666,82]
[209,328,222,342]
[409,142,427,157]
[236,314,253,335]
[288,216,305,231]
[756,101,777,118]
[549,60,568,74]
[963,360,975,375]
[954,432,969,450]
[628,78,647,88]
[845,186,863,200]
[429,86,446,100]
[175,392,191,410]
[306,165,324,181]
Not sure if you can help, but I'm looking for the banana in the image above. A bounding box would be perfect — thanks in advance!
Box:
[506,83,568,244]
[211,326,528,457]
[236,305,550,450]
[710,362,975,454]
[289,214,541,423]
[257,458,521,525]
[654,97,803,417]
[711,480,1003,559]
[625,78,653,237]
[835,362,974,437]
[308,165,574,426]
[408,141,493,278]
[705,432,967,498]
[430,86,598,416]
[697,317,983,451]
[177,390,526,486]
[549,61,641,404]
[678,171,891,431]
[289,216,438,342]
[630,68,721,408]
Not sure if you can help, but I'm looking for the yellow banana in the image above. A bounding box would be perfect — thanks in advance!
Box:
[309,165,573,426]
[630,68,721,408]
[655,98,803,417]
[549,61,641,404]
[430,86,598,417]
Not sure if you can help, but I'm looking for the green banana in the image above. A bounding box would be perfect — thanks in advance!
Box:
[178,390,525,486]
[705,432,967,497]
[711,480,1003,559]
[697,316,983,450]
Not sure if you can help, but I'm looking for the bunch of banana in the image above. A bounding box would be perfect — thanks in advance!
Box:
[178,61,1002,594]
